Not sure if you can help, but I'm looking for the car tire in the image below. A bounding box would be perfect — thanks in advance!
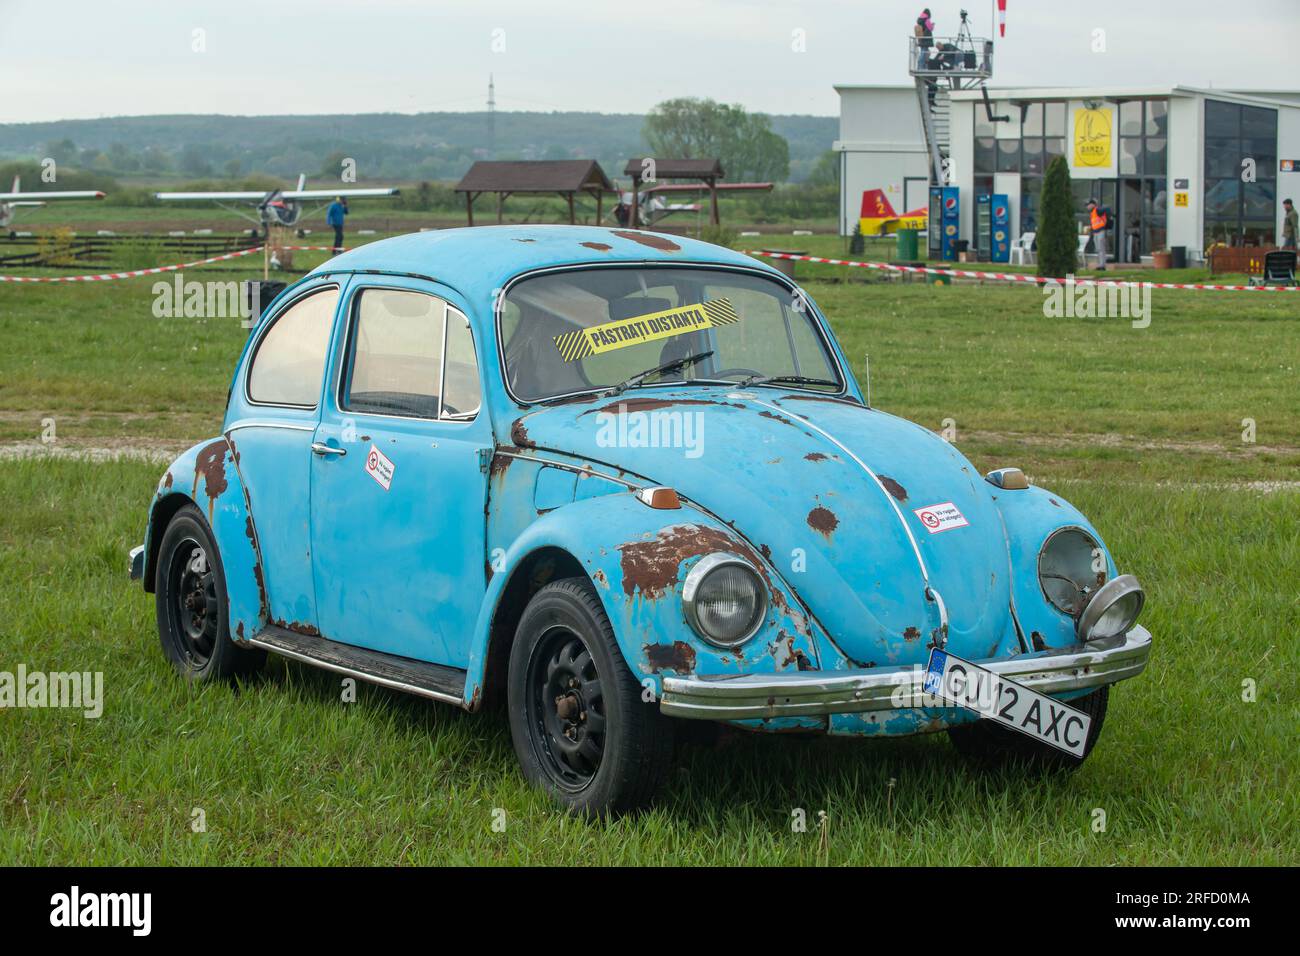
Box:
[507,576,674,817]
[946,685,1109,770]
[155,504,265,682]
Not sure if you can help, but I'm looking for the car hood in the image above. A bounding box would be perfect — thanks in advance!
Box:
[508,388,1016,668]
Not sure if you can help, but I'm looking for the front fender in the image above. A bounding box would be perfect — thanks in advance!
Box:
[464,492,822,707]
[991,484,1117,650]
[142,436,267,644]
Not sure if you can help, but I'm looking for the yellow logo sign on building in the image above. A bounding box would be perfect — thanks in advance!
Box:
[1073,108,1113,168]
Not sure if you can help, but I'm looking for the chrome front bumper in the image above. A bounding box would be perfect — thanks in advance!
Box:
[659,625,1153,720]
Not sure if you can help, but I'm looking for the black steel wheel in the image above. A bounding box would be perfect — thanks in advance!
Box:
[525,625,606,791]
[155,504,265,682]
[165,535,219,668]
[507,577,674,817]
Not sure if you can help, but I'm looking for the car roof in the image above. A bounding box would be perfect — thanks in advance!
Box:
[307,225,782,307]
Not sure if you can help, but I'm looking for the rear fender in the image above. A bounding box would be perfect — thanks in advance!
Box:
[142,436,267,644]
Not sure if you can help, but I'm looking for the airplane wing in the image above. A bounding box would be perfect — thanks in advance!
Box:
[0,190,105,201]
[282,188,401,200]
[154,191,269,202]
[645,182,773,194]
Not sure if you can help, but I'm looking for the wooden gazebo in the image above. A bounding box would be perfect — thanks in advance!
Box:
[624,158,725,227]
[455,160,614,226]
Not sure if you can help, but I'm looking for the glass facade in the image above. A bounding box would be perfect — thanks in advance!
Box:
[1203,99,1278,249]
[1111,99,1167,259]
[972,98,1168,262]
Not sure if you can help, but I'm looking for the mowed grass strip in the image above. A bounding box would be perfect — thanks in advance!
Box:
[0,458,1294,865]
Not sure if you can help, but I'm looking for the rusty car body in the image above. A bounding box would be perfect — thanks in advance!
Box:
[131,225,1153,815]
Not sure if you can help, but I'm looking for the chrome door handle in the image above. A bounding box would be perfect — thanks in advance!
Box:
[311,442,347,457]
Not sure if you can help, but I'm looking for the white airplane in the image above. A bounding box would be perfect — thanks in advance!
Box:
[154,174,400,231]
[0,176,107,230]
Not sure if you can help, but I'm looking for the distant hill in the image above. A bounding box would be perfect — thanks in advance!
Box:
[0,111,838,183]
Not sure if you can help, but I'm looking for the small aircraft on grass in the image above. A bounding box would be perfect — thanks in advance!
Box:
[611,181,774,227]
[859,188,927,237]
[154,174,400,234]
[0,177,107,232]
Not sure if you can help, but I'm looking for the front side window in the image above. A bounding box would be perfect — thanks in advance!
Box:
[247,287,338,406]
[341,287,480,421]
[500,267,841,403]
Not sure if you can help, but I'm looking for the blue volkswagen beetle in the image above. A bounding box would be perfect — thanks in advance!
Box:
[130,225,1153,815]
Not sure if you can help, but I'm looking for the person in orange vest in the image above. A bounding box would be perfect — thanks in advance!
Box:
[1086,198,1112,271]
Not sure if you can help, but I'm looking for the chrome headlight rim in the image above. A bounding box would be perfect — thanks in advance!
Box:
[682,552,767,649]
[1077,574,1145,643]
[1037,524,1107,616]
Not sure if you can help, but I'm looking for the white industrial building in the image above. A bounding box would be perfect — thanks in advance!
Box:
[835,81,1300,264]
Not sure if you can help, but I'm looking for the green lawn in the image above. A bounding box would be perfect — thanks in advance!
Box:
[0,241,1296,865]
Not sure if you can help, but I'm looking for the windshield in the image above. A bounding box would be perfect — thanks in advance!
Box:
[499,266,843,403]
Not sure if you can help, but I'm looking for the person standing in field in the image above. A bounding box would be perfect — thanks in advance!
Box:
[1283,198,1297,250]
[327,196,349,254]
[1086,198,1112,270]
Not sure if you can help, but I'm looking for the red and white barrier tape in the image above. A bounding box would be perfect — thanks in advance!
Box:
[0,244,346,284]
[745,250,1300,293]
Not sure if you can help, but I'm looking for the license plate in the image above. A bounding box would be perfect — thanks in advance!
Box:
[924,649,1091,756]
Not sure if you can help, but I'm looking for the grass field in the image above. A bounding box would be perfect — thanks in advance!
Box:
[0,231,1296,865]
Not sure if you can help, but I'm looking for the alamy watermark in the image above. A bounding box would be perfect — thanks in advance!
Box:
[595,402,704,459]
[152,273,255,327]
[1,665,103,718]
[1042,274,1151,328]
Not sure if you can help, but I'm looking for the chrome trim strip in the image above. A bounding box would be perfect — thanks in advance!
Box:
[490,449,640,489]
[225,420,314,433]
[246,637,466,708]
[659,625,1153,720]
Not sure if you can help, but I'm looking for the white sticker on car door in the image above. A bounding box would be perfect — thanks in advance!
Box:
[365,443,395,491]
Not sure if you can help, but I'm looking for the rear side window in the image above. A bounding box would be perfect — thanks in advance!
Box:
[342,288,481,421]
[442,308,481,419]
[247,287,339,406]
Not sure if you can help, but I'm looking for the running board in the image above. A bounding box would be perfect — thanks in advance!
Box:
[249,625,467,707]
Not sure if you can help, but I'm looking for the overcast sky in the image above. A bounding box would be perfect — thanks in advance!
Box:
[1,0,1297,123]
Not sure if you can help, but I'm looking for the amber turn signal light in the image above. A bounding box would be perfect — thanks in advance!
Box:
[637,486,682,509]
[984,467,1030,490]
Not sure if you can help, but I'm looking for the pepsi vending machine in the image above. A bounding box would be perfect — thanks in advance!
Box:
[976,194,992,260]
[989,193,1010,264]
[929,185,959,261]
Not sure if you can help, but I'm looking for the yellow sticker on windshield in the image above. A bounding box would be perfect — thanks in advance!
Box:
[553,297,739,362]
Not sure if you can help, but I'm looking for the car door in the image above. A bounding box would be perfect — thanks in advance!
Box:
[308,277,491,667]
[226,280,344,632]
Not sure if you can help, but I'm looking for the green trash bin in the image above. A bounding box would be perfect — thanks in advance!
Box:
[896,228,919,261]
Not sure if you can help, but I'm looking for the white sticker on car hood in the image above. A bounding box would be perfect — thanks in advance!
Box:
[366,443,395,491]
[913,501,968,533]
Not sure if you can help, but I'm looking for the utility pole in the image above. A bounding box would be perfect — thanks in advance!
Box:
[487,74,496,159]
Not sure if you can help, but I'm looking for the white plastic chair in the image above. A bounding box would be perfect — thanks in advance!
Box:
[1009,231,1035,266]
[1077,233,1092,266]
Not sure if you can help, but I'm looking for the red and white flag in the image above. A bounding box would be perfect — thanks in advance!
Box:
[997,0,1007,37]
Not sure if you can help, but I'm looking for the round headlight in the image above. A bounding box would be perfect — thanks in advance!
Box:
[1037,526,1107,616]
[1077,574,1145,642]
[682,554,767,647]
